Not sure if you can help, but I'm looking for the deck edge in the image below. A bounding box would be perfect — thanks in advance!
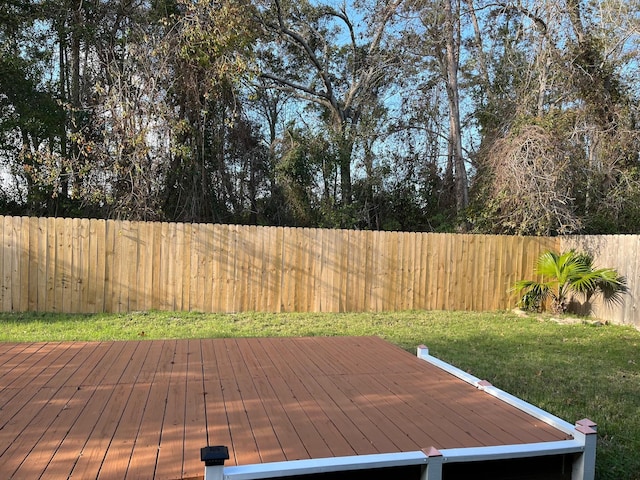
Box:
[415,345,576,436]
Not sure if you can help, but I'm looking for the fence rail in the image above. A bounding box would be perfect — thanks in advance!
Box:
[1,215,636,327]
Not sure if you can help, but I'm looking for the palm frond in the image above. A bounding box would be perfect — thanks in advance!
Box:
[512,279,551,311]
[595,270,628,306]
[514,249,627,314]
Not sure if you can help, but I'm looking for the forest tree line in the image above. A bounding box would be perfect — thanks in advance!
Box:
[1,0,639,235]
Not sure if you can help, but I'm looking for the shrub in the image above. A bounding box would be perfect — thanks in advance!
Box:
[512,250,627,314]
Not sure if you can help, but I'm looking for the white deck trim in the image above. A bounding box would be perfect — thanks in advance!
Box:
[439,439,584,463]
[221,451,429,479]
[416,345,577,436]
[217,439,586,479]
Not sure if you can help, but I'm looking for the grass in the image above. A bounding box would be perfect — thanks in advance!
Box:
[1,309,639,480]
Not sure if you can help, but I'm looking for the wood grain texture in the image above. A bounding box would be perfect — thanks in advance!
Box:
[0,337,570,479]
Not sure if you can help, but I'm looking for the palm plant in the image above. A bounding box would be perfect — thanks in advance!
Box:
[512,250,627,314]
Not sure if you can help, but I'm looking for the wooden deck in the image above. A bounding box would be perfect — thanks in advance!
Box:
[0,337,571,479]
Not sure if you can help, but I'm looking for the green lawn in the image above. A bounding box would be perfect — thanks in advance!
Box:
[1,310,639,480]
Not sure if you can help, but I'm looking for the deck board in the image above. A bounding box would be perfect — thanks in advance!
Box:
[13,385,95,478]
[40,384,111,479]
[257,358,353,457]
[231,342,290,464]
[182,340,208,479]
[155,340,190,480]
[259,338,341,460]
[0,337,571,479]
[70,383,132,479]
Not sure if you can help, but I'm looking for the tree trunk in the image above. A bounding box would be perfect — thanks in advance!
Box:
[338,131,353,206]
[57,18,69,209]
[442,0,469,213]
[70,3,82,197]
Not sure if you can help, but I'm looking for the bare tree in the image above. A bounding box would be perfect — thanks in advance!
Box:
[484,124,583,235]
[80,29,175,220]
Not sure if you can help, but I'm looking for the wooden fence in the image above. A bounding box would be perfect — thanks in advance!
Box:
[1,215,561,316]
[560,235,640,328]
[2,215,637,327]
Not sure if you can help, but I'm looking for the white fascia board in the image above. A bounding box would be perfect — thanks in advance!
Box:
[439,439,585,463]
[221,439,584,480]
[416,347,576,436]
[223,451,428,480]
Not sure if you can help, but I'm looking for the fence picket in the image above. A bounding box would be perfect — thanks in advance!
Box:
[214,224,229,312]
[70,218,81,313]
[0,218,4,310]
[203,223,215,312]
[181,223,191,311]
[45,218,56,312]
[24,217,35,312]
[36,217,47,311]
[4,216,15,311]
[78,219,90,313]
[12,217,23,311]
[104,220,116,312]
[90,219,103,313]
[189,224,200,312]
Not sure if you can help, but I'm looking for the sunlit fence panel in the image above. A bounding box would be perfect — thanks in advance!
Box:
[0,215,594,320]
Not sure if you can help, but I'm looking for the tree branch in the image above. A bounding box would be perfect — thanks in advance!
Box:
[259,75,335,111]
[272,0,339,115]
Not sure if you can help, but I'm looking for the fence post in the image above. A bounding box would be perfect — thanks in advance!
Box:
[421,447,443,480]
[417,345,429,360]
[201,445,229,480]
[572,419,597,480]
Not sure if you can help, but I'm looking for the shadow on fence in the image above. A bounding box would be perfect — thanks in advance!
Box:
[2,215,635,327]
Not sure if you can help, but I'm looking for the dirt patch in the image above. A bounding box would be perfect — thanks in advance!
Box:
[511,308,607,326]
